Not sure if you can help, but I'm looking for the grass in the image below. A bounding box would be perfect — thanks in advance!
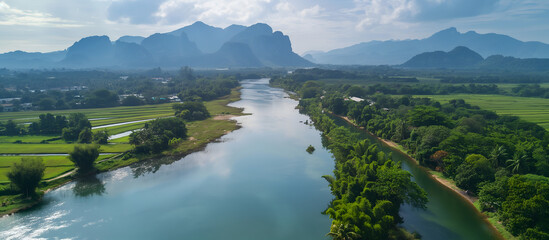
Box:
[93,122,145,135]
[0,87,244,215]
[204,88,246,116]
[0,143,131,154]
[422,94,549,130]
[0,135,58,143]
[0,103,174,125]
[0,154,115,182]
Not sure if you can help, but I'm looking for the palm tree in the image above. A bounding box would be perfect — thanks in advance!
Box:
[506,153,527,174]
[326,223,361,240]
[489,145,507,169]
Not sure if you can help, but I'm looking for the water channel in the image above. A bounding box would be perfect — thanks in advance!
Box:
[0,79,501,239]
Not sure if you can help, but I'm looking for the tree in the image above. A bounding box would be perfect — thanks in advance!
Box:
[62,113,91,142]
[69,145,100,173]
[130,118,187,154]
[455,154,494,192]
[121,95,144,106]
[78,127,93,143]
[327,223,361,240]
[173,102,210,121]
[407,105,450,127]
[92,130,109,144]
[4,120,19,136]
[84,89,119,108]
[7,157,45,197]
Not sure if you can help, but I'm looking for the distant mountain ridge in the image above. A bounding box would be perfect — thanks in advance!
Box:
[307,27,549,65]
[0,22,312,69]
[401,46,484,68]
[401,46,549,71]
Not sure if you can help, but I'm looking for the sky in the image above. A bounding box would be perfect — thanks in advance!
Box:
[0,0,548,54]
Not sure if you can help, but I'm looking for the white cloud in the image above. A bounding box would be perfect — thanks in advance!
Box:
[0,1,81,27]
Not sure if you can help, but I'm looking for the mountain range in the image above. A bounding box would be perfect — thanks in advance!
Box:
[306,27,549,65]
[401,46,549,71]
[0,22,312,69]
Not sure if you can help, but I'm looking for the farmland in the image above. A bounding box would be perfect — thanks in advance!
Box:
[0,88,244,184]
[422,94,549,129]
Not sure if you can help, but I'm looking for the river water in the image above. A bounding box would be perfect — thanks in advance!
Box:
[0,79,501,239]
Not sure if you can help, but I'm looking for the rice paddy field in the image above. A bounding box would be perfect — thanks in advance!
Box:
[0,88,244,183]
[423,94,549,130]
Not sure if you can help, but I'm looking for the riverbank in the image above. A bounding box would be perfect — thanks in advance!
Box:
[0,88,245,217]
[335,114,514,240]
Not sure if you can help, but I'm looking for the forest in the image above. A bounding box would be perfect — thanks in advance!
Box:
[271,73,549,239]
[0,67,239,112]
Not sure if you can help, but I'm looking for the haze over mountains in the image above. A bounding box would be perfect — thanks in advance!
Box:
[401,46,549,71]
[306,27,549,65]
[0,22,312,69]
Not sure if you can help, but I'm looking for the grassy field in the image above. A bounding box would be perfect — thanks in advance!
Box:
[0,143,131,154]
[0,103,174,126]
[0,154,115,182]
[0,87,245,215]
[422,94,549,130]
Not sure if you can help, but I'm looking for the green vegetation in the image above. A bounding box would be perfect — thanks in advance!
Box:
[273,71,549,239]
[296,94,426,239]
[306,145,315,154]
[69,145,100,173]
[173,101,210,121]
[6,157,45,197]
[423,94,549,130]
[129,118,187,154]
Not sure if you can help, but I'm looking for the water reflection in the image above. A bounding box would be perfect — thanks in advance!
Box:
[72,175,106,197]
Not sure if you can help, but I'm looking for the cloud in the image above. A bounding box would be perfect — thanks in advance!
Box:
[0,1,81,27]
[352,0,500,30]
[412,0,500,21]
[107,0,165,24]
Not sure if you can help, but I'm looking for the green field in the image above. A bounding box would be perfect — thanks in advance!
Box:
[0,103,174,126]
[423,94,549,129]
[0,154,115,182]
[0,143,131,154]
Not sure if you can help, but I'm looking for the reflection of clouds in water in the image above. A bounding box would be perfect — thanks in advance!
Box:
[0,210,71,240]
[83,218,105,228]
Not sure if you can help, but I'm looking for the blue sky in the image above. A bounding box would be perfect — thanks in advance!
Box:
[0,0,548,54]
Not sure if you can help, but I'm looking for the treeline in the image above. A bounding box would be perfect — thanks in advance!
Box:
[272,77,549,239]
[297,95,426,240]
[129,100,210,154]
[0,113,108,143]
[345,83,500,96]
[0,67,239,112]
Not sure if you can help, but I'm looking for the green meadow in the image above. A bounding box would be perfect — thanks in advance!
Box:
[0,88,245,184]
[423,94,549,130]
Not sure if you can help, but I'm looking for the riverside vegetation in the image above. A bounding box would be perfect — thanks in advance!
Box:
[271,70,549,240]
[0,71,245,215]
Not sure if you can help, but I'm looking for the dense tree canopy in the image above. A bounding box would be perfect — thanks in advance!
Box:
[7,157,45,197]
[69,144,100,173]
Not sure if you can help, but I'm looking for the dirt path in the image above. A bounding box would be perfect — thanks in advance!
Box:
[213,114,238,120]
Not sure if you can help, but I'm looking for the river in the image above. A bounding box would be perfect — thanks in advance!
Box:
[0,79,501,239]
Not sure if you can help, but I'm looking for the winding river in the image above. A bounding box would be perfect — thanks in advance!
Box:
[0,79,501,239]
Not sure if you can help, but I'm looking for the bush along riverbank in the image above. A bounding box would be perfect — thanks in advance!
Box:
[271,75,549,239]
[0,88,245,216]
[288,90,428,239]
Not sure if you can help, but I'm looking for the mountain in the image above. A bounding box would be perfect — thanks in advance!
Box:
[0,50,65,69]
[141,32,202,67]
[0,22,311,69]
[308,27,549,65]
[229,23,312,67]
[402,47,549,71]
[117,36,145,45]
[62,35,115,67]
[168,21,246,53]
[401,46,484,68]
[479,55,549,72]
